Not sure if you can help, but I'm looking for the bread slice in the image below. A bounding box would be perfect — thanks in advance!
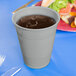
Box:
[41,0,55,7]
[60,15,71,24]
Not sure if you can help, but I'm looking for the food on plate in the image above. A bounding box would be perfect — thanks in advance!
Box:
[59,3,72,15]
[49,0,69,12]
[42,0,76,28]
[70,12,76,16]
[60,14,71,24]
[68,16,75,24]
[71,17,76,27]
[41,0,55,7]
[74,17,76,25]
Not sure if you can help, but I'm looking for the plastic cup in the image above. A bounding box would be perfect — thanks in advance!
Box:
[12,6,60,69]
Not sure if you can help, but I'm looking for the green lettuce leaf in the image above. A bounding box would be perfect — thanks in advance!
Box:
[49,0,72,12]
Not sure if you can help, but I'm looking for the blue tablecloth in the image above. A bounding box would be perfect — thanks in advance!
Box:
[0,0,76,76]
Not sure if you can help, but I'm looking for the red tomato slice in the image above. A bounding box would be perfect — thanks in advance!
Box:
[74,1,76,4]
[59,3,72,15]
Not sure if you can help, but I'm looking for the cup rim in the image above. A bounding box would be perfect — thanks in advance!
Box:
[12,6,60,31]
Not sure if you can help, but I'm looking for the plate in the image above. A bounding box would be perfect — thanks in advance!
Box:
[35,1,76,32]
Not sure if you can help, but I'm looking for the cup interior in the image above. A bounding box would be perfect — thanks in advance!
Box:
[12,6,60,29]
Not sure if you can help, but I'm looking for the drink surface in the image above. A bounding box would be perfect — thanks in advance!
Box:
[17,15,56,29]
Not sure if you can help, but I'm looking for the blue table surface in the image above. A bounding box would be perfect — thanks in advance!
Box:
[0,0,76,76]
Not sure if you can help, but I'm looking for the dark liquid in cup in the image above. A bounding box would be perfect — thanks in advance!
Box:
[17,15,56,29]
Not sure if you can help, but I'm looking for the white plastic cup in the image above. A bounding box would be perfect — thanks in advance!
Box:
[12,6,60,69]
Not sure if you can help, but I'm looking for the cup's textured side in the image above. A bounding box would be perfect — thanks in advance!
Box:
[12,7,60,69]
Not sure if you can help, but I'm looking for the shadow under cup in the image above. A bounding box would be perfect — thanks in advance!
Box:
[12,6,60,69]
